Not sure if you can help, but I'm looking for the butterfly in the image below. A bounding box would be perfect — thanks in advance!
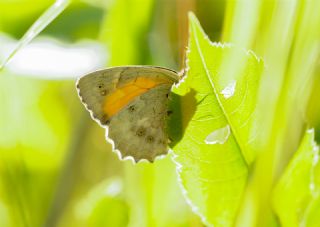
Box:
[76,66,180,163]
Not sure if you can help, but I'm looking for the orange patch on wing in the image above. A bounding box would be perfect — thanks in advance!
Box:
[103,77,171,118]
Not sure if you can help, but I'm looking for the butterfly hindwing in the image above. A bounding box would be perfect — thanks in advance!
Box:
[108,84,173,162]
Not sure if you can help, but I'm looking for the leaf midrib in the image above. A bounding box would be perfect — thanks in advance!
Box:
[191,21,249,167]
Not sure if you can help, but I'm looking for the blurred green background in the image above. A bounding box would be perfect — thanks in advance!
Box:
[0,0,217,226]
[0,0,320,227]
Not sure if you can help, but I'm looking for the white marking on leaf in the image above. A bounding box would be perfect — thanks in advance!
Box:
[205,125,230,145]
[221,80,236,99]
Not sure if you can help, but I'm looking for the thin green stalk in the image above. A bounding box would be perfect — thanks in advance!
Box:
[0,0,70,71]
[44,111,90,227]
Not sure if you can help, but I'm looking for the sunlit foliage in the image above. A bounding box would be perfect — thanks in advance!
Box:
[0,0,319,227]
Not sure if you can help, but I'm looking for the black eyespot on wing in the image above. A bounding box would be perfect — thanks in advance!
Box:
[136,127,146,137]
[158,139,166,145]
[129,105,136,112]
[97,82,104,90]
[146,135,154,143]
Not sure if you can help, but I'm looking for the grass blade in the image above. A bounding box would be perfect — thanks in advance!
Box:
[0,0,70,70]
[273,129,320,227]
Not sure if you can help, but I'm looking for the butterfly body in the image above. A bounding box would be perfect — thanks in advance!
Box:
[76,66,179,162]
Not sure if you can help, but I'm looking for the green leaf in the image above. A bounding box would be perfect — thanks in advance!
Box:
[169,13,263,226]
[0,0,70,69]
[272,129,320,227]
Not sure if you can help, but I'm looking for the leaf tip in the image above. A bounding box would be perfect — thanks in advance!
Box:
[188,11,196,20]
[187,12,210,45]
[188,11,200,29]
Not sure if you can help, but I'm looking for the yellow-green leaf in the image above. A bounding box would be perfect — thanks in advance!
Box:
[273,129,320,227]
[169,13,263,226]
